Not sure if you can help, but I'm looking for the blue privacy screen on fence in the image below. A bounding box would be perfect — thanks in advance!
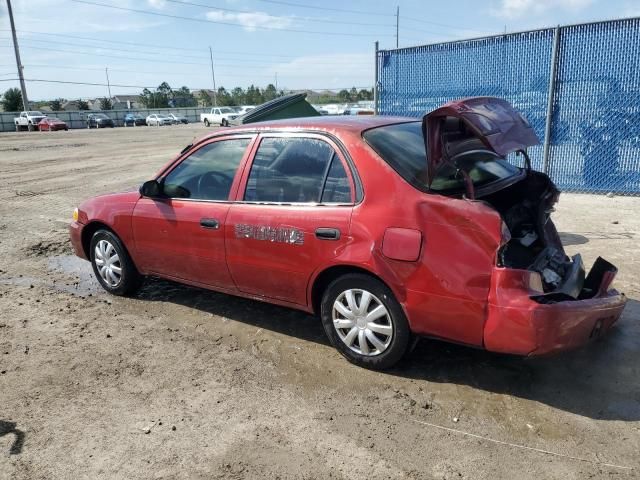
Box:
[377,18,640,195]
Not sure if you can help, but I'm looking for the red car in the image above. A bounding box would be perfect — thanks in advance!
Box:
[38,117,69,131]
[69,97,626,369]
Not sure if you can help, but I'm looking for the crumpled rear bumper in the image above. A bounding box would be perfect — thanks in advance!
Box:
[484,268,626,356]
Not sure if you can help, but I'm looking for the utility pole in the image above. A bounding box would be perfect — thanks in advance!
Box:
[396,6,399,48]
[105,67,112,99]
[209,46,217,107]
[6,0,29,110]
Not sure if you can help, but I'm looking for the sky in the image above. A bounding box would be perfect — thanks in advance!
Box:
[1,0,639,100]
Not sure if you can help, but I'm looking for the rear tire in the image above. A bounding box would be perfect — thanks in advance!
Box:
[89,229,142,296]
[28,123,34,131]
[320,273,410,370]
[221,118,229,127]
[204,119,210,127]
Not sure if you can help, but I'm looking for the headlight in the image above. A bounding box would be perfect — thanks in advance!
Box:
[72,208,79,222]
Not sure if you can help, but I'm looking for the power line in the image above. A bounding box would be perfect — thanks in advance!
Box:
[400,16,496,34]
[0,29,369,60]
[164,0,393,27]
[251,0,391,17]
[0,41,371,69]
[69,0,393,37]
[0,77,373,92]
[0,29,286,56]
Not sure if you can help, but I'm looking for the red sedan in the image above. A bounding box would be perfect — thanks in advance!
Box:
[69,97,626,369]
[38,117,68,131]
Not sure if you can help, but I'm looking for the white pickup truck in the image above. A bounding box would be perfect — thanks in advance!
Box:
[200,107,238,127]
[14,111,48,131]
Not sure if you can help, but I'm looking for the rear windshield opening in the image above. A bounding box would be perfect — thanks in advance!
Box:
[362,121,520,194]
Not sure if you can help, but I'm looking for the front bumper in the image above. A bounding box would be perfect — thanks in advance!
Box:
[484,268,626,356]
[69,221,86,259]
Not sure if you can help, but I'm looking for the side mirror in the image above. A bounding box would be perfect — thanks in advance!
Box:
[139,179,163,198]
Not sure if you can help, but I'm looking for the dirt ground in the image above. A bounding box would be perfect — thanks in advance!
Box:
[0,125,639,480]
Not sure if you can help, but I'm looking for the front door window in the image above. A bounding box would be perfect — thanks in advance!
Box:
[163,138,250,201]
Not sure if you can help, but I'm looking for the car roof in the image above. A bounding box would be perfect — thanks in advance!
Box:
[202,115,417,141]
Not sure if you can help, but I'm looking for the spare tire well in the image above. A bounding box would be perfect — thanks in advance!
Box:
[311,265,387,315]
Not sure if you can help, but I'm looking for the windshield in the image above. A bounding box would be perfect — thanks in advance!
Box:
[220,107,234,113]
[94,114,108,119]
[363,121,520,193]
[28,111,43,116]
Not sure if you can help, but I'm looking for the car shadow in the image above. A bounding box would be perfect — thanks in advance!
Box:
[0,420,25,455]
[136,278,639,421]
[137,278,328,345]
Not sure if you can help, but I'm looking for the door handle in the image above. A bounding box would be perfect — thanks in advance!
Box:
[200,218,219,229]
[315,227,340,240]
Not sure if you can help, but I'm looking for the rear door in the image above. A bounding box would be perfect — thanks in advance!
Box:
[132,135,255,289]
[225,133,356,306]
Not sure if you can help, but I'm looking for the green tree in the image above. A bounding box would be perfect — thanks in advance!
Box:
[99,97,113,110]
[198,90,211,106]
[216,87,234,106]
[357,89,373,101]
[49,98,63,111]
[263,84,278,102]
[172,86,196,107]
[138,82,174,108]
[76,99,90,110]
[1,88,23,112]
[349,87,358,102]
[231,87,245,105]
[337,89,351,102]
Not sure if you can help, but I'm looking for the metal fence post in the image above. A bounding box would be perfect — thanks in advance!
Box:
[542,26,561,175]
[374,41,379,115]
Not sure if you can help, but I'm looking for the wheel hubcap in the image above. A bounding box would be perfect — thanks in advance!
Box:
[94,239,122,287]
[332,289,393,356]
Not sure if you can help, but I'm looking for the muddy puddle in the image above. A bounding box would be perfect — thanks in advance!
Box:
[0,255,102,297]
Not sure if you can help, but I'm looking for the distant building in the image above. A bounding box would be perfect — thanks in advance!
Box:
[111,95,139,110]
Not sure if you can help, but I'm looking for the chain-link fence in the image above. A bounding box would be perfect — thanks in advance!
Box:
[376,17,640,195]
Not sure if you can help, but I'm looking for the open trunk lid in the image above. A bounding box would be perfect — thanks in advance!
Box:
[421,96,541,185]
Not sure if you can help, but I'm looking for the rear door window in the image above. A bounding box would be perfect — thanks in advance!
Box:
[244,137,352,203]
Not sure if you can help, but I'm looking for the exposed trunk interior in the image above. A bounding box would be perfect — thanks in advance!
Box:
[435,115,618,304]
[479,171,617,302]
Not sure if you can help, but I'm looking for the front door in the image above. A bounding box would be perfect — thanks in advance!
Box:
[132,136,255,289]
[225,134,356,306]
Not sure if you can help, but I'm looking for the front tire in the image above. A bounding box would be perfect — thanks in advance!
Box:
[221,118,229,127]
[90,230,142,296]
[320,274,410,370]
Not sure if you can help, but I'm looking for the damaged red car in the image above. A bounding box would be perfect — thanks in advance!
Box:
[69,97,626,369]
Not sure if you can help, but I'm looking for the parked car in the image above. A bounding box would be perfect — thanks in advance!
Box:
[124,113,146,127]
[86,113,114,129]
[200,107,238,127]
[146,114,173,126]
[38,117,68,131]
[14,111,47,131]
[69,97,626,370]
[166,113,188,124]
